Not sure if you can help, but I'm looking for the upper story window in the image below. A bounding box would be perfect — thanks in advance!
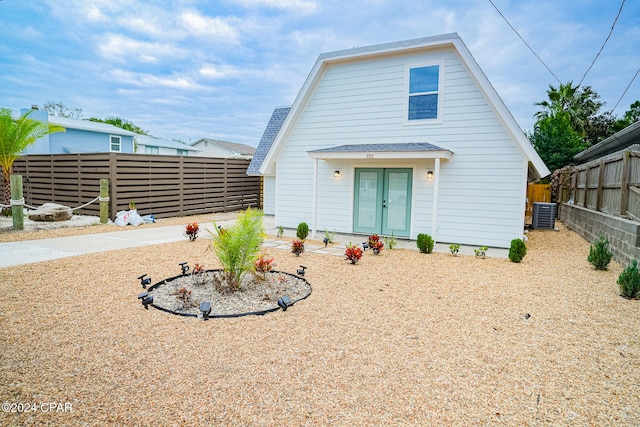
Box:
[408,65,440,121]
[145,146,159,155]
[177,149,188,156]
[110,135,121,152]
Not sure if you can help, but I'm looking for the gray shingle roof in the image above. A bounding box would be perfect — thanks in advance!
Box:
[308,142,449,153]
[192,138,256,155]
[247,107,291,175]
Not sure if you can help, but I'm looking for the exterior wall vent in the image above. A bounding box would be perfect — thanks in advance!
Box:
[532,202,556,229]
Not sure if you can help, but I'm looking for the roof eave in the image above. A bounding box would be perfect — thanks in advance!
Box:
[307,150,453,160]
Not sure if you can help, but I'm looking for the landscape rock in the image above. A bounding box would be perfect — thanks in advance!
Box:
[28,203,73,221]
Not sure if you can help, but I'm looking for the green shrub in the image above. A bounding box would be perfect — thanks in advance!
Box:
[416,233,434,254]
[449,243,460,256]
[474,246,489,258]
[296,222,309,240]
[508,238,527,263]
[209,208,264,290]
[587,234,613,270]
[618,259,640,298]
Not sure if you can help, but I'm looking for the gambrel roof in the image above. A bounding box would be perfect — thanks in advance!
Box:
[254,33,549,180]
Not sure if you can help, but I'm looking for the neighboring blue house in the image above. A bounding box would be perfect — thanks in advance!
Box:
[21,108,137,154]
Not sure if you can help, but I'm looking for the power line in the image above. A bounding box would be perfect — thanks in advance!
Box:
[610,67,639,114]
[578,0,626,87]
[487,0,562,84]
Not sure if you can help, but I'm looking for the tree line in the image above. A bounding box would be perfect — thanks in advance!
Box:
[529,82,639,172]
[41,101,149,135]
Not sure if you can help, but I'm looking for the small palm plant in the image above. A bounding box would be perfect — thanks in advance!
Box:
[209,208,265,291]
[383,232,398,250]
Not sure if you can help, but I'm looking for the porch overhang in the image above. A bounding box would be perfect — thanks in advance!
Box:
[307,142,453,160]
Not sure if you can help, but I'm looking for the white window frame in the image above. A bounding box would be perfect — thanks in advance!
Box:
[177,149,188,156]
[145,146,159,155]
[404,61,444,125]
[110,135,122,152]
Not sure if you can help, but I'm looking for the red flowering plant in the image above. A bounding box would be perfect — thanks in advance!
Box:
[291,239,305,256]
[254,254,275,280]
[368,234,384,254]
[185,222,200,241]
[345,243,363,264]
[175,286,193,309]
[191,263,205,285]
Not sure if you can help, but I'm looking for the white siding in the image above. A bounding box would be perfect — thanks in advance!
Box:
[263,176,276,215]
[192,143,234,158]
[275,48,527,247]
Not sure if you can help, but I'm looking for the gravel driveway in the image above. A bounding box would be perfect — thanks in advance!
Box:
[0,219,638,426]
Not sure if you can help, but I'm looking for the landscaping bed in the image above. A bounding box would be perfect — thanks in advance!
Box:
[1,221,639,426]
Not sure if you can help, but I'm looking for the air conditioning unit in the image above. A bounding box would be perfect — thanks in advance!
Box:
[532,202,556,229]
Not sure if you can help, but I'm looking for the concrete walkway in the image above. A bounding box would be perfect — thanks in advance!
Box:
[0,214,508,268]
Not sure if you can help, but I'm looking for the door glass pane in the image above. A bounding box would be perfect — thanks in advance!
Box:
[385,172,408,230]
[358,172,379,229]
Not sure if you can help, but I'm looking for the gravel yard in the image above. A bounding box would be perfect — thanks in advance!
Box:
[1,218,639,426]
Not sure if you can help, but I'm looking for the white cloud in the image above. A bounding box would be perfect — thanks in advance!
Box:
[86,5,106,22]
[199,64,241,79]
[117,16,164,38]
[111,69,202,90]
[179,10,239,41]
[98,34,182,63]
[233,0,317,12]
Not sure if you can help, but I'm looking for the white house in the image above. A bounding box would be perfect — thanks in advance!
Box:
[190,138,255,159]
[135,135,202,156]
[247,33,550,248]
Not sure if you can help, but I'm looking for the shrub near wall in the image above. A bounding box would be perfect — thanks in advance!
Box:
[561,203,640,267]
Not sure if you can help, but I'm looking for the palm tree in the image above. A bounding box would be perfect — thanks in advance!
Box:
[0,108,65,212]
[534,81,603,138]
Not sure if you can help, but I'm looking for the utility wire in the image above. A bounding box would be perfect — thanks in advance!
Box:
[610,67,639,114]
[487,0,562,84]
[578,0,626,87]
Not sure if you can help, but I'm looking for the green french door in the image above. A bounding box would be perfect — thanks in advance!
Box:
[353,168,412,237]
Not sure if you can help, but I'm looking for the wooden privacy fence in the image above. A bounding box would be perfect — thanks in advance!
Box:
[525,183,551,217]
[4,153,260,219]
[567,149,640,221]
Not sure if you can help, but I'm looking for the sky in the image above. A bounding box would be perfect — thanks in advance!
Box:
[1,0,639,147]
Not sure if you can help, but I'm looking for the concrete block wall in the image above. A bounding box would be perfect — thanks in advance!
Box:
[561,203,640,267]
